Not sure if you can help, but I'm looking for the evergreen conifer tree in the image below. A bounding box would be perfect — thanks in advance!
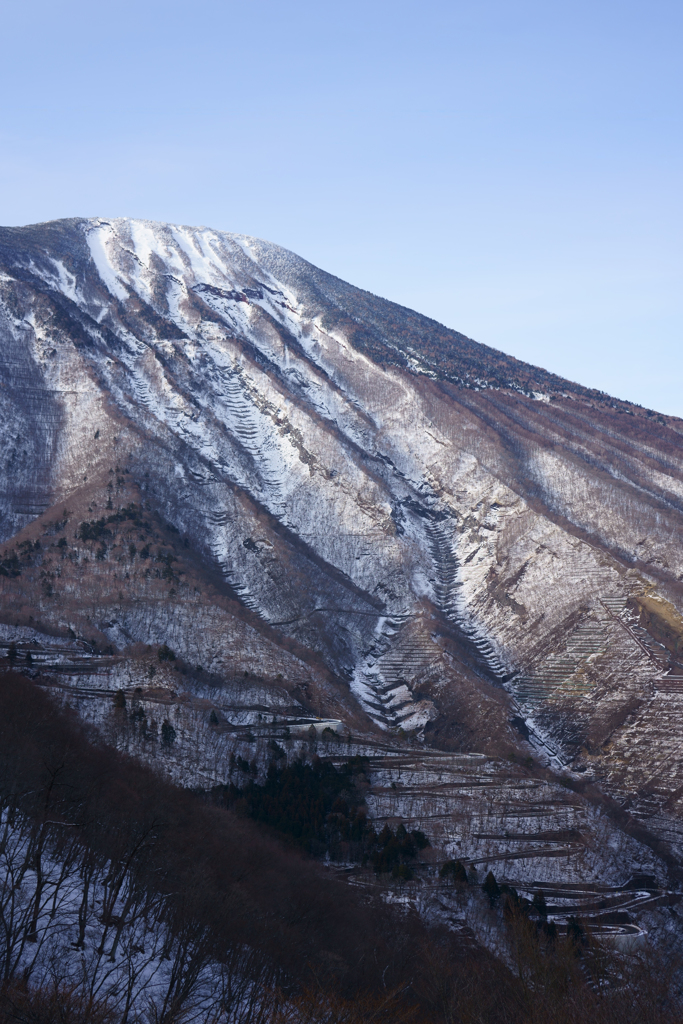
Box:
[482,870,501,905]
[161,719,176,745]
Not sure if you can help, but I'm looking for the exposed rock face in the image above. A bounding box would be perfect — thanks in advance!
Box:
[1,217,683,860]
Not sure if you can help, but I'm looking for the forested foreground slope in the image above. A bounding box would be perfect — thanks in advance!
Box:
[2,218,683,1018]
[0,673,682,1024]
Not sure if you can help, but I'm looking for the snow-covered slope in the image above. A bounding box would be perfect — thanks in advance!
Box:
[2,217,683,859]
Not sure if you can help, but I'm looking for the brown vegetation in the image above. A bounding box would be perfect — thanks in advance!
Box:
[0,671,681,1022]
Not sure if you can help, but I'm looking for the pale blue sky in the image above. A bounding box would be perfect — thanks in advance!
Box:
[1,0,681,414]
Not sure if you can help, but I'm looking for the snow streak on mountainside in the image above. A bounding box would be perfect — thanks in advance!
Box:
[1,217,683,863]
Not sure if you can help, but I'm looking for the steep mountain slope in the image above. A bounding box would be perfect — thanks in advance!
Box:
[1,217,683,863]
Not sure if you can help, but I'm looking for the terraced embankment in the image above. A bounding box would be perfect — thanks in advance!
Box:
[3,645,681,953]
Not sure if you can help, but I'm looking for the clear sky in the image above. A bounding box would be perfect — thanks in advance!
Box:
[1,0,681,415]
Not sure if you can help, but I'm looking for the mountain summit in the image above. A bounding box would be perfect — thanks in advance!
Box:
[1,217,683,857]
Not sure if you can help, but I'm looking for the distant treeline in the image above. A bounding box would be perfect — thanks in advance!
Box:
[212,757,429,876]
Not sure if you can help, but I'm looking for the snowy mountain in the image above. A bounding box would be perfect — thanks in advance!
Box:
[2,217,683,863]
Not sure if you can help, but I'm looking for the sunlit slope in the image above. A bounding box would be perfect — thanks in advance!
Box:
[1,218,682,851]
